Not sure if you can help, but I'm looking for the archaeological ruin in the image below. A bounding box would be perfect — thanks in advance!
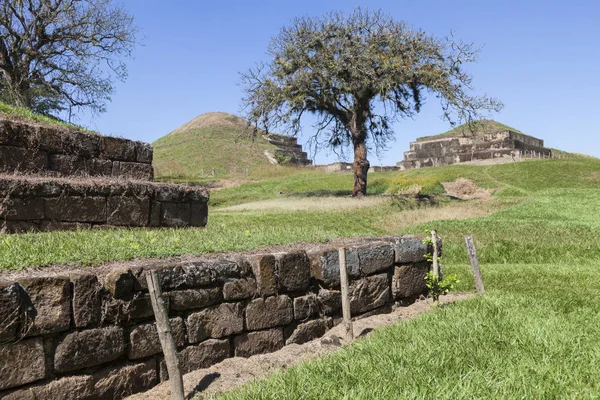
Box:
[397,129,553,170]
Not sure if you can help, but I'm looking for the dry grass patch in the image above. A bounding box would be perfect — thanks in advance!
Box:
[215,196,388,212]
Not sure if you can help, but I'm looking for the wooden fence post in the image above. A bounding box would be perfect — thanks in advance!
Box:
[146,271,185,400]
[431,230,440,276]
[338,248,354,340]
[464,236,485,294]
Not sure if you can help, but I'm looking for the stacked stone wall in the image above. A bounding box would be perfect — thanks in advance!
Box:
[0,176,208,233]
[0,236,438,399]
[0,119,153,180]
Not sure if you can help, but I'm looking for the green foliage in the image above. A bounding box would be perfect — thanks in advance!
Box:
[0,101,94,133]
[424,271,459,302]
[273,152,292,165]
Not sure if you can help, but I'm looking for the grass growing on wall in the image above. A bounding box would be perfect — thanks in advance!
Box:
[0,101,94,133]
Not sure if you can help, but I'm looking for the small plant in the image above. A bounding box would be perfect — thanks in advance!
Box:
[273,152,292,165]
[424,271,459,303]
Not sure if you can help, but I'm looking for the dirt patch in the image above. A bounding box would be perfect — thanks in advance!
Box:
[216,196,387,212]
[441,178,493,200]
[126,293,473,400]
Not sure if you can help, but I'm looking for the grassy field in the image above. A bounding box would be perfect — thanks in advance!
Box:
[1,155,599,398]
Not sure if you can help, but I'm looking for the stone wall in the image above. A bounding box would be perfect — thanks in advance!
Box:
[0,236,438,399]
[263,134,312,166]
[0,175,208,233]
[398,130,553,170]
[0,118,153,181]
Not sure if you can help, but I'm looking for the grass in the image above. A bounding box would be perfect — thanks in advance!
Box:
[0,101,94,133]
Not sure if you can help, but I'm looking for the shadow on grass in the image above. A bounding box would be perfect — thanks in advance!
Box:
[293,189,354,197]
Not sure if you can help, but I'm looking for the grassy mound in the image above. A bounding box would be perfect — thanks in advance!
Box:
[0,101,94,133]
[416,119,525,142]
[152,112,281,180]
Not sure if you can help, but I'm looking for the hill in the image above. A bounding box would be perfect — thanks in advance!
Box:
[153,112,311,180]
[416,119,526,142]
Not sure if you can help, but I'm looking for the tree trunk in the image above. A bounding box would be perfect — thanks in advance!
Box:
[352,137,370,197]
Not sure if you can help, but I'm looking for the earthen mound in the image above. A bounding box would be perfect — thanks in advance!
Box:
[441,178,493,200]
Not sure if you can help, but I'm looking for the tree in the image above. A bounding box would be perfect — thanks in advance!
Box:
[241,8,503,196]
[0,0,137,117]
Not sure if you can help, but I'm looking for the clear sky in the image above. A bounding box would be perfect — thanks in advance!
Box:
[80,0,600,166]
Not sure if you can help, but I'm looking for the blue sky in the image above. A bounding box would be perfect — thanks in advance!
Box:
[81,0,599,166]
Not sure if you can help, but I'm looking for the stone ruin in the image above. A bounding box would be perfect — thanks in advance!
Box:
[263,133,312,166]
[0,117,208,233]
[398,129,553,170]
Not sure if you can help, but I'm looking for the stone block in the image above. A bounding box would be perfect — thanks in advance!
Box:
[285,318,333,345]
[103,268,136,299]
[135,142,153,163]
[106,196,150,226]
[18,277,71,336]
[0,197,44,220]
[71,274,102,328]
[317,288,342,316]
[88,158,114,176]
[276,251,310,292]
[54,326,125,373]
[187,302,244,342]
[246,295,293,331]
[149,201,161,227]
[356,243,394,275]
[113,161,154,180]
[190,202,208,227]
[39,221,91,232]
[0,146,47,173]
[234,328,284,358]
[223,278,257,300]
[128,318,185,359]
[1,220,39,233]
[45,196,107,223]
[168,287,222,311]
[93,359,157,400]
[247,254,277,296]
[349,274,390,314]
[0,283,22,341]
[293,294,318,320]
[100,293,155,324]
[308,247,359,288]
[392,263,430,299]
[49,154,83,175]
[0,337,46,390]
[161,202,191,227]
[393,236,429,264]
[100,136,136,161]
[175,339,230,375]
[1,375,95,400]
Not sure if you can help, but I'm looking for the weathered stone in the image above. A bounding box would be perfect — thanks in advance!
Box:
[93,359,157,400]
[247,254,277,296]
[149,201,161,227]
[356,243,394,275]
[234,328,284,357]
[135,142,153,163]
[0,283,22,341]
[317,288,342,316]
[0,337,46,390]
[190,202,208,227]
[113,161,154,180]
[18,277,71,336]
[285,318,333,345]
[294,294,318,320]
[88,158,113,176]
[168,288,222,311]
[1,220,39,233]
[1,376,95,400]
[39,221,91,232]
[71,274,102,328]
[392,263,430,299]
[187,302,244,342]
[0,197,44,220]
[161,202,191,227]
[54,326,125,372]
[106,196,150,226]
[100,293,155,324]
[124,293,158,320]
[223,278,257,300]
[246,295,293,331]
[393,236,429,263]
[0,146,47,173]
[276,251,310,292]
[308,247,359,288]
[128,318,185,360]
[176,339,230,375]
[100,136,136,161]
[349,274,390,314]
[103,268,135,299]
[45,196,107,223]
[49,154,84,175]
